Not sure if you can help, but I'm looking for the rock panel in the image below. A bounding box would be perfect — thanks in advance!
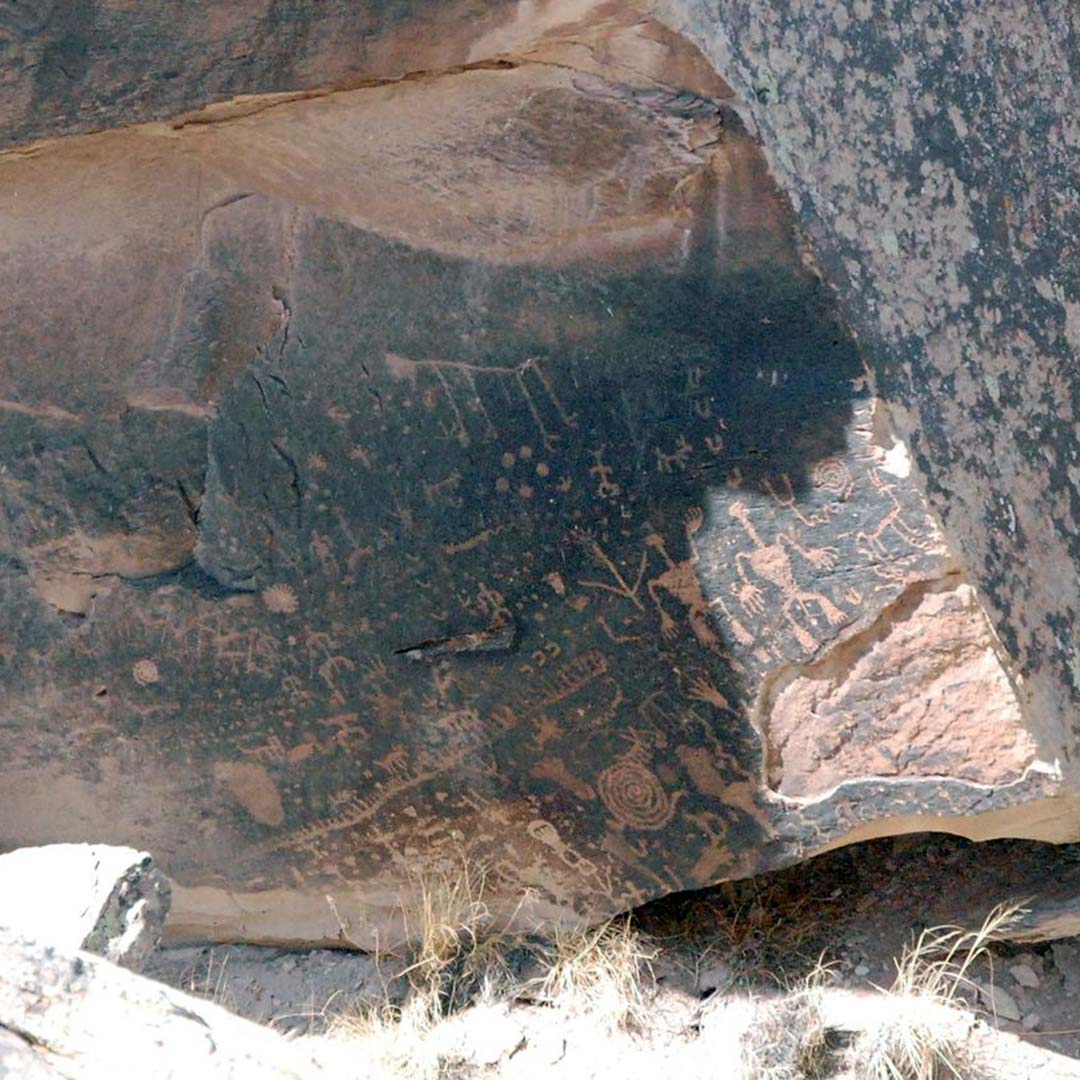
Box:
[0,12,1060,944]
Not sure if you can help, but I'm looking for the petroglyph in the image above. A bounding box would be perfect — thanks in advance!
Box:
[589,447,621,499]
[645,507,731,656]
[858,467,938,561]
[383,352,576,448]
[729,499,847,653]
[597,745,679,831]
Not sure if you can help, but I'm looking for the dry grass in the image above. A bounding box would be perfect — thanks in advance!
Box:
[324,861,657,1077]
[326,861,506,1078]
[856,901,1027,1080]
[526,916,658,1032]
[741,960,841,1080]
[642,875,831,990]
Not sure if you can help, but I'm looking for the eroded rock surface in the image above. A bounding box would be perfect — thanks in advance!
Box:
[0,5,1063,945]
[0,930,348,1077]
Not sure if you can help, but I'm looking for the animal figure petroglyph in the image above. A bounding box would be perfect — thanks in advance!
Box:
[857,467,935,558]
[728,500,846,652]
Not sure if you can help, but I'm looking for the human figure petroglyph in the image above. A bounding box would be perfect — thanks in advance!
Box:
[301,628,339,677]
[281,673,316,705]
[763,473,836,528]
[318,654,355,691]
[655,434,693,473]
[645,507,731,657]
[589,447,621,499]
[728,500,846,652]
[704,592,755,648]
[311,531,339,583]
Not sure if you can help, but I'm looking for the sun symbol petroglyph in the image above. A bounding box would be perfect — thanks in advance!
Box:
[597,751,675,831]
[728,500,846,652]
[132,658,159,686]
[262,583,299,614]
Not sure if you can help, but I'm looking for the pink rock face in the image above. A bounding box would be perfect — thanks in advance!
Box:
[763,579,1035,799]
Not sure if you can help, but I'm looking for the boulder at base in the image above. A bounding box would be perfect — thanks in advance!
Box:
[0,844,170,971]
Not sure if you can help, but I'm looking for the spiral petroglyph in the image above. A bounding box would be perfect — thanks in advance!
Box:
[812,458,854,499]
[597,755,674,830]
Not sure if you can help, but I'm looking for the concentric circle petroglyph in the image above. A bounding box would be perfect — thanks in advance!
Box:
[132,658,160,686]
[597,756,674,830]
[812,457,854,498]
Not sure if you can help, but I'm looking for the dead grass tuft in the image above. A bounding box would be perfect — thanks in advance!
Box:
[527,916,658,1032]
[857,901,1027,1080]
[323,860,657,1076]
[742,960,841,1080]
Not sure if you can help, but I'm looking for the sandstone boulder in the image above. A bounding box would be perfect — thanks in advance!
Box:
[0,844,170,971]
[0,930,348,1077]
[662,0,1079,767]
[0,2,1069,946]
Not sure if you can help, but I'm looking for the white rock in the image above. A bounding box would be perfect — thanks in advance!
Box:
[0,844,170,972]
[698,960,735,994]
[1010,963,1040,989]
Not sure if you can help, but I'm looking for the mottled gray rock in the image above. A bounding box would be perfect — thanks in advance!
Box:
[662,0,1079,753]
[0,845,170,971]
